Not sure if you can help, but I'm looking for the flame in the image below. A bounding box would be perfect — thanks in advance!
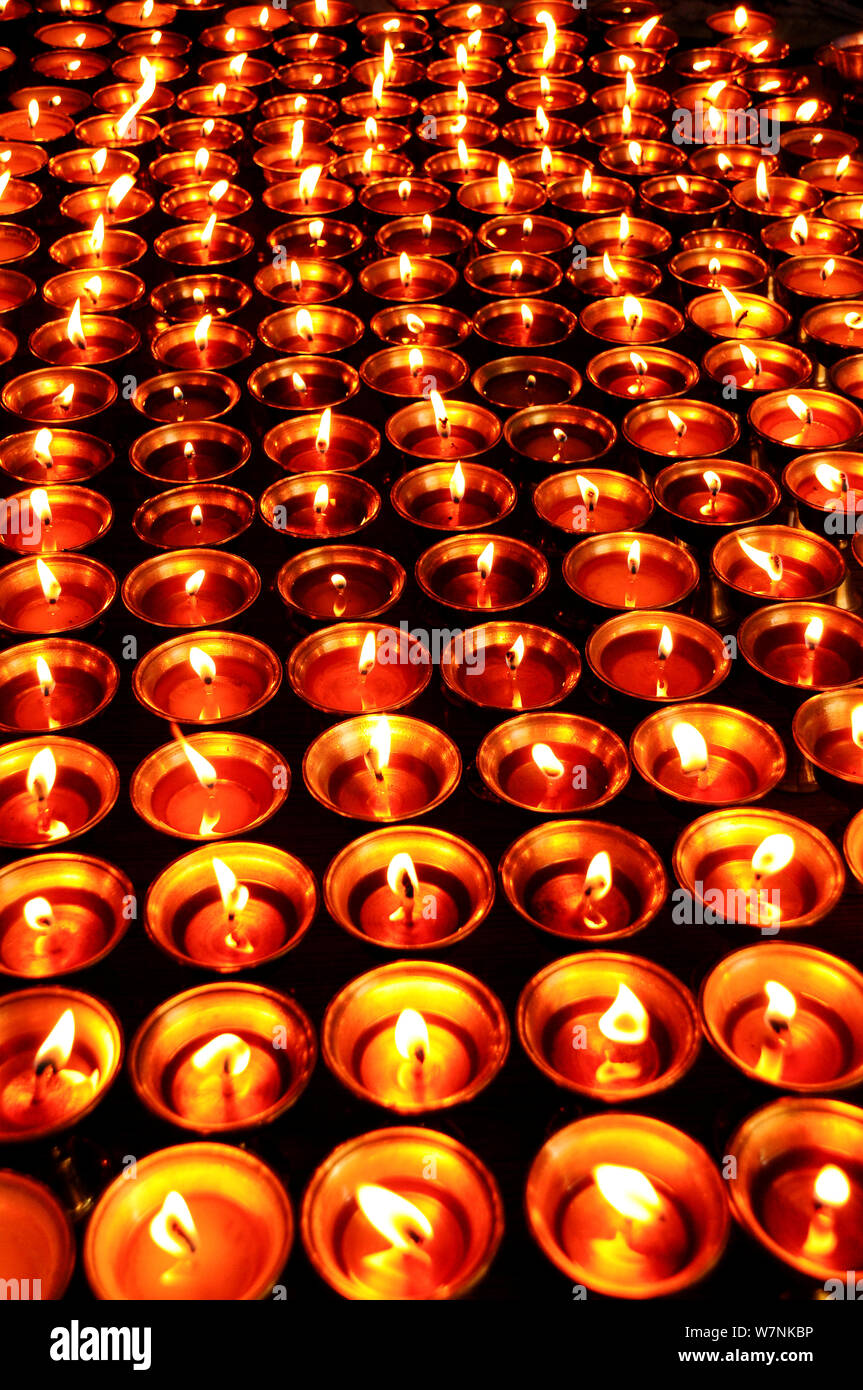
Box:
[115,61,157,140]
[298,165,322,204]
[83,275,102,306]
[786,214,808,248]
[584,850,612,902]
[477,540,494,581]
[193,314,212,353]
[667,409,686,440]
[456,42,468,73]
[708,256,722,277]
[764,979,796,1029]
[212,857,249,916]
[106,174,135,215]
[89,148,108,177]
[845,311,863,332]
[598,983,649,1044]
[594,1165,661,1222]
[531,743,564,778]
[406,313,426,339]
[36,558,61,604]
[208,180,229,207]
[582,169,593,200]
[623,295,643,329]
[601,252,620,287]
[751,832,794,877]
[520,303,534,334]
[64,299,86,352]
[634,14,660,44]
[535,106,550,139]
[179,735,217,790]
[228,52,247,77]
[738,534,785,582]
[734,5,747,28]
[624,71,637,103]
[315,408,331,455]
[621,103,632,134]
[202,120,215,137]
[289,120,304,163]
[749,38,768,57]
[365,716,391,779]
[755,159,770,203]
[194,147,209,178]
[313,482,329,513]
[497,159,514,206]
[618,210,629,244]
[672,722,709,773]
[815,462,846,492]
[191,504,203,527]
[30,490,52,531]
[189,646,216,685]
[430,461,461,514]
[200,213,217,251]
[717,151,733,172]
[627,539,641,576]
[394,1009,429,1065]
[429,390,450,439]
[27,747,56,801]
[382,38,396,80]
[364,116,377,144]
[36,655,54,697]
[630,351,647,377]
[804,615,824,650]
[183,442,195,461]
[89,214,107,262]
[24,896,53,931]
[787,393,812,425]
[658,624,673,660]
[372,73,384,108]
[386,851,419,918]
[720,284,746,326]
[191,1033,251,1076]
[296,308,315,343]
[821,257,836,284]
[398,251,412,288]
[35,1009,75,1074]
[814,1166,850,1208]
[149,1192,197,1258]
[358,630,377,678]
[34,431,52,468]
[627,141,643,167]
[28,99,39,130]
[212,83,227,108]
[704,469,721,496]
[457,138,470,173]
[836,155,851,180]
[357,1185,432,1250]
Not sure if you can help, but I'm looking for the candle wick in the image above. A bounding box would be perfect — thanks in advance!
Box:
[169,1220,197,1256]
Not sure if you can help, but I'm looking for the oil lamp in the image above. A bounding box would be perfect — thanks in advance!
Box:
[44,268,146,314]
[255,302,363,354]
[387,395,501,460]
[652,458,781,532]
[133,631,281,724]
[580,294,684,346]
[129,983,316,1133]
[440,622,580,711]
[623,400,739,462]
[277,545,405,621]
[701,944,863,1092]
[738,602,863,692]
[371,303,470,348]
[152,316,254,371]
[712,525,845,605]
[518,952,700,1101]
[324,824,493,950]
[472,356,580,410]
[526,1115,729,1298]
[323,961,507,1112]
[701,340,812,397]
[0,1171,74,1297]
[500,818,666,943]
[0,553,116,633]
[122,550,259,629]
[0,428,112,486]
[672,807,845,930]
[263,412,379,475]
[686,286,791,341]
[84,1143,293,1299]
[534,468,653,535]
[727,1099,863,1281]
[0,484,112,555]
[301,1127,503,1300]
[762,214,858,261]
[749,389,863,459]
[0,987,122,1141]
[415,534,548,612]
[563,532,699,612]
[130,729,289,840]
[586,347,698,406]
[288,623,432,714]
[587,611,732,703]
[360,346,466,401]
[630,703,786,806]
[260,473,380,540]
[29,305,139,367]
[303,714,460,821]
[476,711,630,814]
[130,421,249,480]
[0,638,118,733]
[0,853,132,977]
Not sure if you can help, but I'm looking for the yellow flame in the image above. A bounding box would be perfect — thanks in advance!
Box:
[115,60,157,140]
[36,558,61,604]
[27,747,56,800]
[814,1166,850,1207]
[358,630,377,677]
[477,540,494,580]
[672,721,709,773]
[366,716,391,778]
[795,99,818,122]
[313,482,329,513]
[764,979,796,1027]
[228,52,247,77]
[200,212,217,250]
[28,99,39,130]
[399,251,412,287]
[296,307,315,343]
[394,1008,429,1064]
[594,1165,661,1222]
[658,624,673,659]
[497,159,514,206]
[598,983,649,1044]
[106,174,135,214]
[804,615,824,649]
[755,159,770,202]
[299,165,322,203]
[194,147,209,178]
[149,1192,197,1258]
[212,857,249,916]
[751,832,794,877]
[35,1008,75,1074]
[24,896,53,931]
[194,314,212,352]
[634,14,660,44]
[720,284,746,325]
[531,743,564,777]
[786,393,812,424]
[430,390,450,439]
[66,299,86,351]
[836,155,851,180]
[316,408,331,455]
[191,1032,251,1076]
[623,295,643,329]
[189,646,216,684]
[36,655,54,697]
[506,633,525,672]
[357,1184,433,1249]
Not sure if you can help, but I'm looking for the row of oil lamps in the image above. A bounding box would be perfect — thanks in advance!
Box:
[1,0,863,1305]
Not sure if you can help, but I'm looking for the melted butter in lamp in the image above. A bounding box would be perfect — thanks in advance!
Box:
[168,1031,283,1127]
[561,1165,690,1285]
[552,983,661,1091]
